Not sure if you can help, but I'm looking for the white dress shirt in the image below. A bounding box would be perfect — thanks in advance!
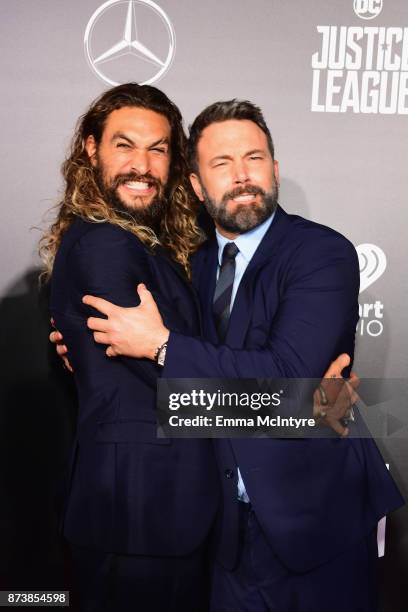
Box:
[215,212,276,502]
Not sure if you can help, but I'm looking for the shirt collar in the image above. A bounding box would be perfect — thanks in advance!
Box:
[215,211,275,266]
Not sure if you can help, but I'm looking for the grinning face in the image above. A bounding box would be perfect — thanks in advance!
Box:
[85,106,172,225]
[190,119,279,237]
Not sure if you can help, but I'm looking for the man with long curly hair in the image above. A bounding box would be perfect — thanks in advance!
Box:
[41,83,221,612]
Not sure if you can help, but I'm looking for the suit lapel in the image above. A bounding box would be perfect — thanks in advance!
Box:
[225,206,292,348]
[195,240,219,344]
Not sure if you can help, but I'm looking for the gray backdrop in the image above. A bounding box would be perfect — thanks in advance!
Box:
[1,0,407,606]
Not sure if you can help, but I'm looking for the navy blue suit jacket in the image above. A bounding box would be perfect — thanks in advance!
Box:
[163,206,404,571]
[50,218,220,556]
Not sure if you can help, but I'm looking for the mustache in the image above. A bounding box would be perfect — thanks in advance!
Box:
[111,172,163,191]
[222,184,265,203]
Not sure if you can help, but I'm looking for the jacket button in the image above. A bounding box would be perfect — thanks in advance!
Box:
[225,469,234,479]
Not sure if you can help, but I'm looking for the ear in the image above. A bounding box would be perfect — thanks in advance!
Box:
[85,135,98,167]
[189,173,204,201]
[273,159,280,187]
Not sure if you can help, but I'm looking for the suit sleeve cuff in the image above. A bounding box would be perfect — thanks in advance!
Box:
[161,331,188,378]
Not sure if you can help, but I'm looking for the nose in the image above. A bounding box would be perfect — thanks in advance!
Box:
[232,159,250,184]
[130,150,150,175]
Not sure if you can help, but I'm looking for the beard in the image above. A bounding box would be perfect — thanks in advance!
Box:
[201,181,278,235]
[94,163,168,232]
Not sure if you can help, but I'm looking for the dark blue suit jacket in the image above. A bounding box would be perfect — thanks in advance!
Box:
[163,205,404,571]
[50,218,220,556]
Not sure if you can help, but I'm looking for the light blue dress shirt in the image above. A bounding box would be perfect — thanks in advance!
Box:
[215,212,275,502]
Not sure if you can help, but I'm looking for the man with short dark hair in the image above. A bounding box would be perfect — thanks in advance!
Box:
[85,99,404,611]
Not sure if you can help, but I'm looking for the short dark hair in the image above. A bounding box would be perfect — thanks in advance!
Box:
[187,99,275,173]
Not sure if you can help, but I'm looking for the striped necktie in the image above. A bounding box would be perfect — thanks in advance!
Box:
[213,242,239,341]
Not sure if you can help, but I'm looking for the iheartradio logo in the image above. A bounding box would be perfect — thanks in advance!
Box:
[356,243,387,294]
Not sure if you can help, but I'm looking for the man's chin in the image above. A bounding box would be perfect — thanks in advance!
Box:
[218,201,277,234]
[220,216,264,235]
[110,194,167,230]
[119,197,155,210]
[203,187,277,235]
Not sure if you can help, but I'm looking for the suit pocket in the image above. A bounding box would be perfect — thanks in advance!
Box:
[96,420,171,445]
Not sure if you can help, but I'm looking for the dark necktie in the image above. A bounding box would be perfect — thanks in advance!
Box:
[213,242,239,341]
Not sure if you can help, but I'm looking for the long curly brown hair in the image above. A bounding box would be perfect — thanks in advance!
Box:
[39,83,203,278]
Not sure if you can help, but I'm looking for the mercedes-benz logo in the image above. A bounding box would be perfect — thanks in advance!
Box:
[84,0,176,86]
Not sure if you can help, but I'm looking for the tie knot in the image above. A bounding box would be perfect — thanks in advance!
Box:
[222,242,239,263]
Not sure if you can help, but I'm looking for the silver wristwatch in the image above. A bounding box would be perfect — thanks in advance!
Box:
[154,341,168,367]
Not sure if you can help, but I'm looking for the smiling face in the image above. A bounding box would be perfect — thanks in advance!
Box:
[85,106,171,224]
[190,119,279,238]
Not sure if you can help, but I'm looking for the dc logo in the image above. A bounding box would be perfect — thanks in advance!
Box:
[356,244,387,294]
[353,0,383,20]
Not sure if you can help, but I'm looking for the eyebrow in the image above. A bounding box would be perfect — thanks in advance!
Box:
[111,132,134,144]
[111,132,170,149]
[210,154,233,164]
[148,137,170,149]
[210,149,266,164]
[246,149,266,156]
